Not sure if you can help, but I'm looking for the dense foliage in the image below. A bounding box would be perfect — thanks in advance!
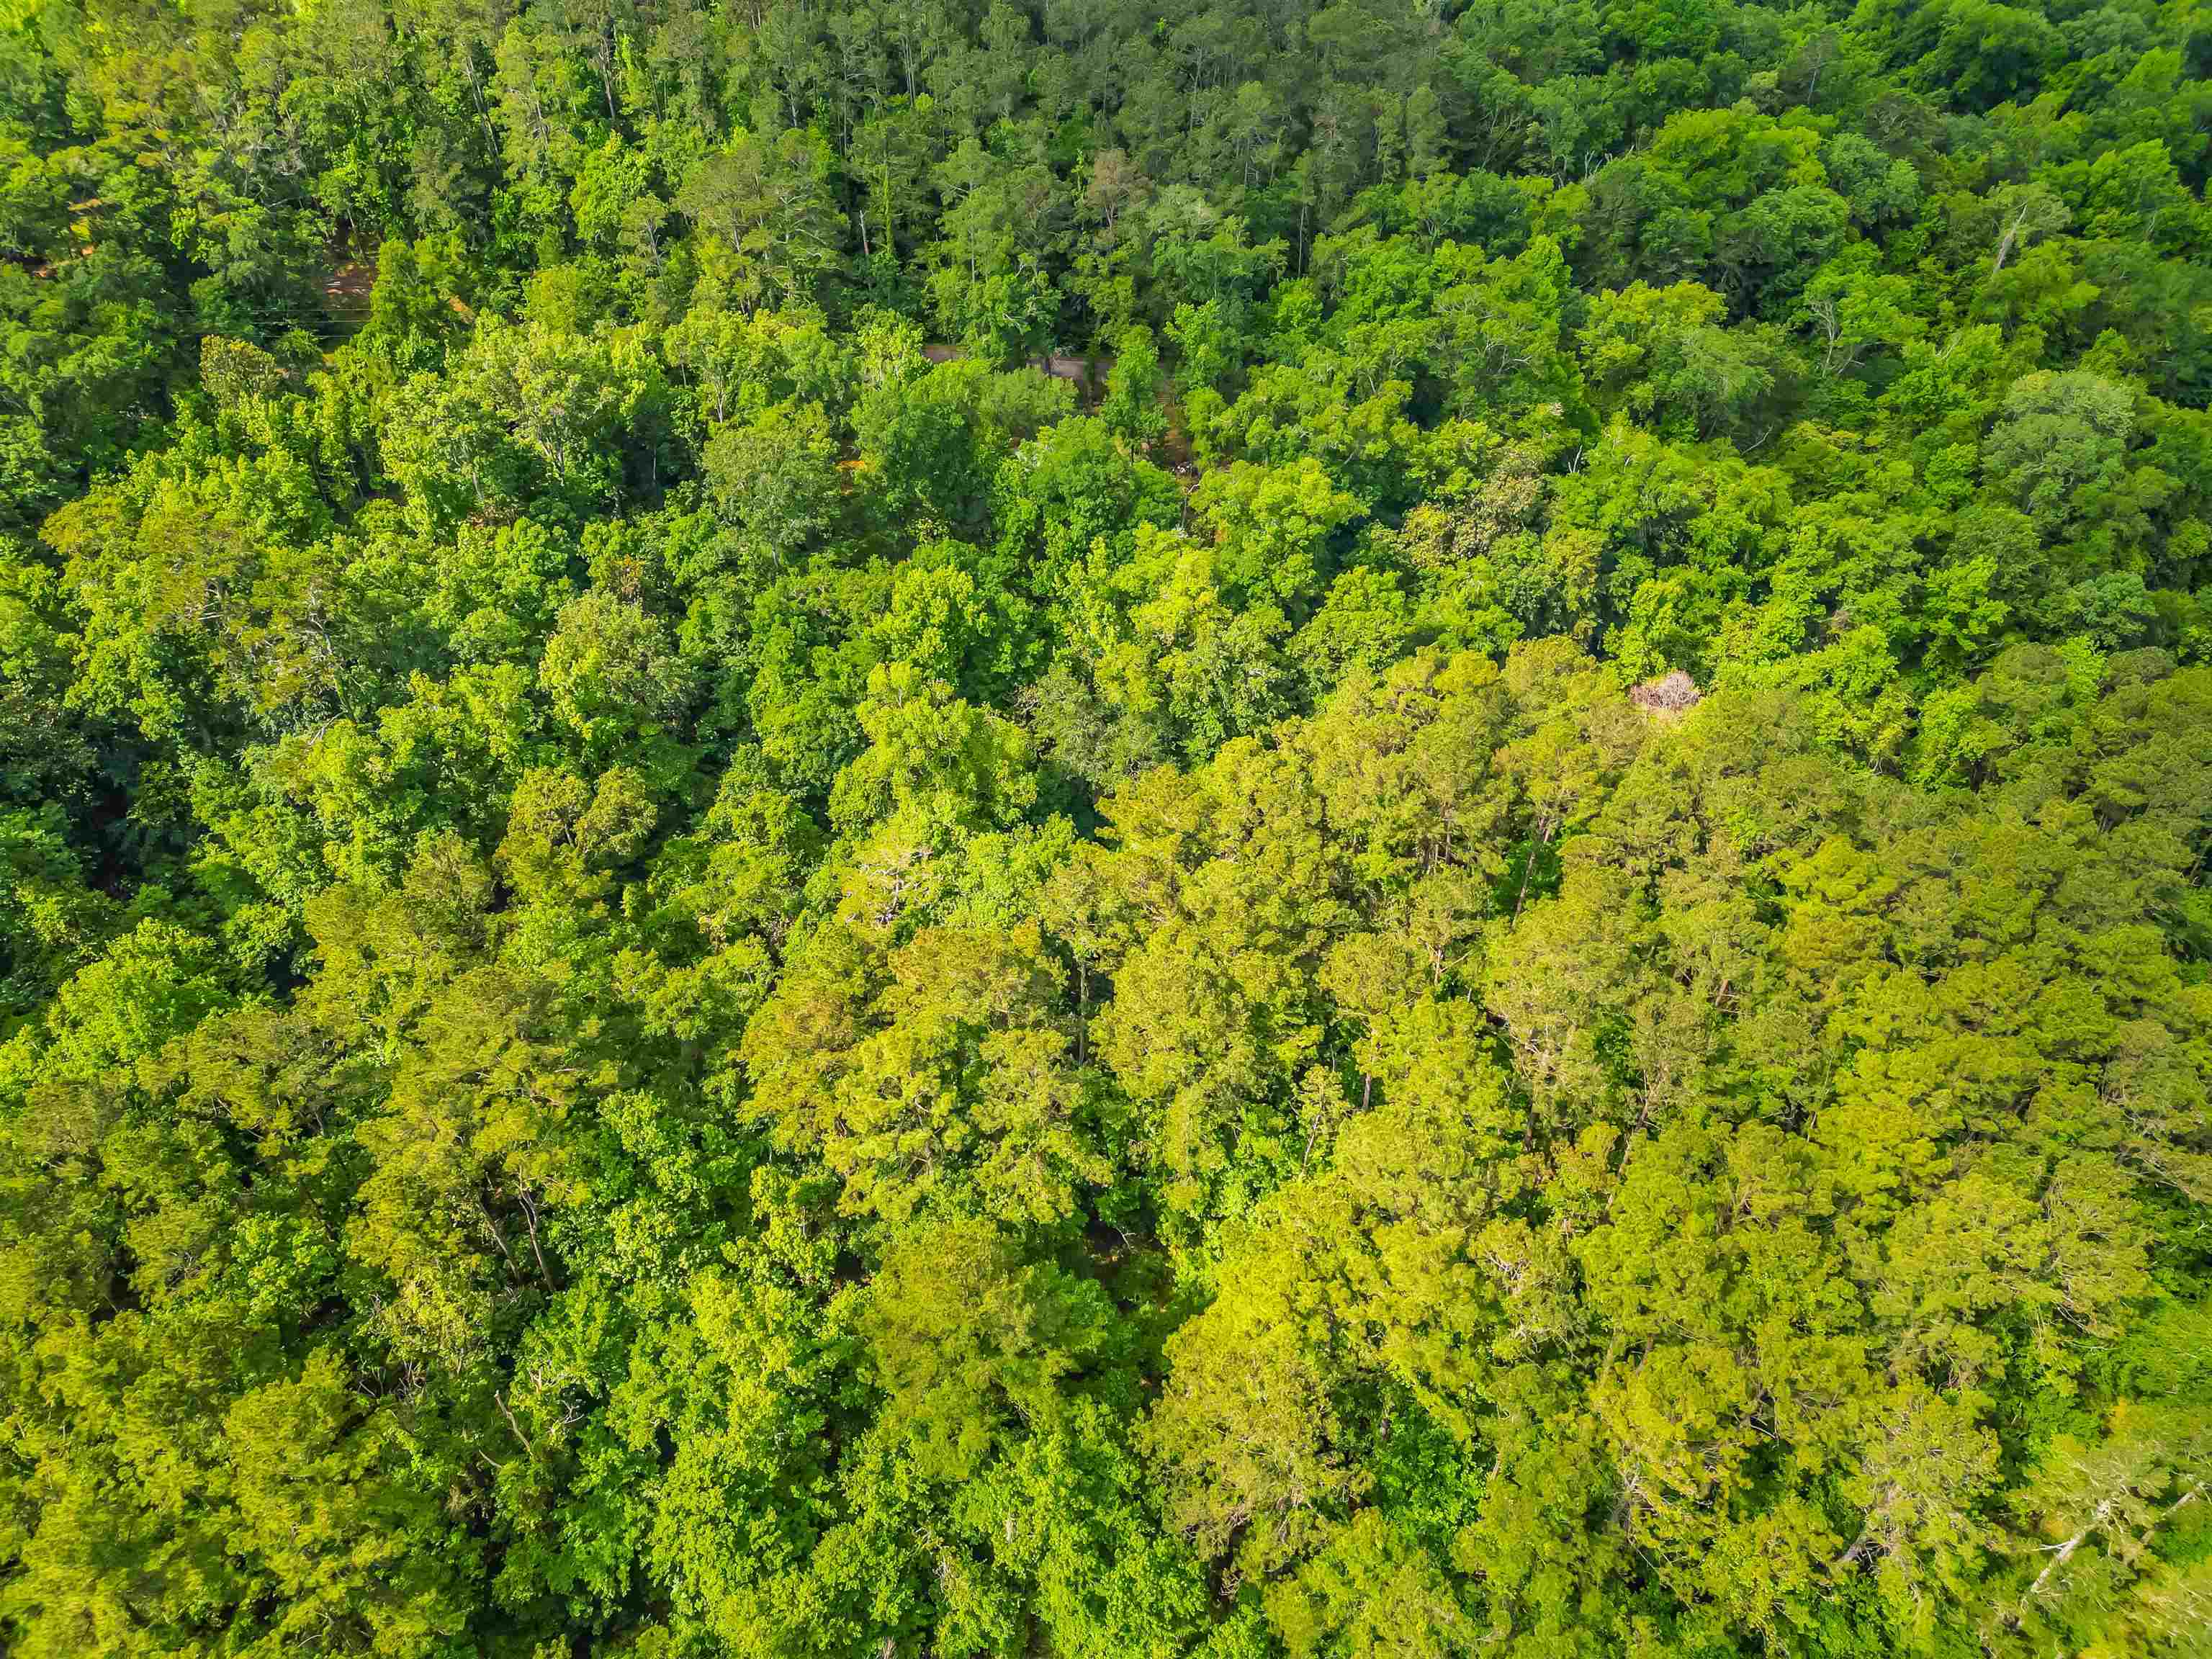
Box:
[2,0,2211,1653]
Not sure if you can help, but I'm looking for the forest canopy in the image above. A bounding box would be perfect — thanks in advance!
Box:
[1,0,2211,1655]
